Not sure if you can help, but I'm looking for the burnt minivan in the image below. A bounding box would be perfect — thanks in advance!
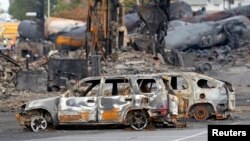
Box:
[16,75,179,132]
[160,72,235,120]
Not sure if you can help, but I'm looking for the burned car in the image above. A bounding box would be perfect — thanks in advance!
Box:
[16,75,179,132]
[160,72,235,121]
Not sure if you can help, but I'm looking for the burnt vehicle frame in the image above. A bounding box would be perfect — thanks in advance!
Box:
[16,75,179,132]
[160,72,235,121]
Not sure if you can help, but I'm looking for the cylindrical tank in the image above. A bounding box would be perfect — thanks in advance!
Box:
[18,20,44,41]
[169,1,193,20]
[55,26,86,51]
[163,16,250,51]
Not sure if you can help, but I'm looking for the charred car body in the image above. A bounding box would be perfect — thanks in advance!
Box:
[160,72,235,120]
[16,75,179,132]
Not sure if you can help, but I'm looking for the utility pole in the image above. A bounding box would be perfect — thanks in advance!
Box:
[136,0,140,6]
[48,0,50,17]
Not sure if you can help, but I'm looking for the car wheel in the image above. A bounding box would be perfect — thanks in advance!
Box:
[130,111,148,130]
[30,116,48,132]
[193,105,209,121]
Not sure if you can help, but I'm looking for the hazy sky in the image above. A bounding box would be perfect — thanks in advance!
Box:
[0,0,9,11]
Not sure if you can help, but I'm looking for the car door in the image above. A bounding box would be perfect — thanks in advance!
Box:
[98,77,133,123]
[57,78,101,123]
[134,78,166,109]
[167,75,192,116]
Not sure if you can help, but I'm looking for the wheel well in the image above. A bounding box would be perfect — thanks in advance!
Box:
[28,109,53,123]
[125,109,149,122]
[189,103,215,116]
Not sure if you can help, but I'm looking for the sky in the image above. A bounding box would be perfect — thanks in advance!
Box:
[0,0,9,12]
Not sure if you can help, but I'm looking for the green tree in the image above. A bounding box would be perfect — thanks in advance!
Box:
[9,0,57,20]
[9,0,36,20]
[53,0,86,13]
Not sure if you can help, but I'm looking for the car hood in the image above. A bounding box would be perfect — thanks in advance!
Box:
[24,96,61,111]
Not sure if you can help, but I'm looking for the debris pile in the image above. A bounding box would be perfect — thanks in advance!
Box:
[127,2,250,72]
[102,49,182,75]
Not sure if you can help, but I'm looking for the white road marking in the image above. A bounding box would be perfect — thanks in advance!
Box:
[171,131,207,141]
[171,121,242,141]
[231,122,241,125]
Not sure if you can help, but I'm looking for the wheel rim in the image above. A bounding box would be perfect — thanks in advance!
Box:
[227,56,235,65]
[194,106,209,121]
[31,116,47,132]
[130,112,148,130]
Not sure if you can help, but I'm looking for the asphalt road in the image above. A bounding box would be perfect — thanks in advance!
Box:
[0,112,249,141]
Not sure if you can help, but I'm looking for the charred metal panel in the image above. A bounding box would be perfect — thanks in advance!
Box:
[48,58,87,89]
[16,70,48,92]
[58,97,97,123]
[98,96,133,122]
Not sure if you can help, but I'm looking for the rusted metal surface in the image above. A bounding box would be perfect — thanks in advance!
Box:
[58,112,90,122]
[16,74,180,131]
[85,0,128,57]
[193,105,209,121]
[160,72,235,120]
[102,108,120,121]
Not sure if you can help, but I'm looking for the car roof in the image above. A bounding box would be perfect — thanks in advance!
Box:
[83,74,162,80]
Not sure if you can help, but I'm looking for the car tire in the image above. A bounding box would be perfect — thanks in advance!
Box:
[30,116,48,132]
[130,111,148,130]
[193,105,209,121]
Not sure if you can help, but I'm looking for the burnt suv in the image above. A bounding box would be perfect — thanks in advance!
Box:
[160,72,235,120]
[16,75,179,132]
